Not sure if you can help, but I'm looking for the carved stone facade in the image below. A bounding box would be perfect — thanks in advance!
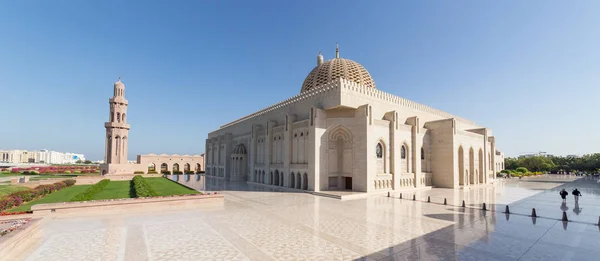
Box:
[206,48,504,192]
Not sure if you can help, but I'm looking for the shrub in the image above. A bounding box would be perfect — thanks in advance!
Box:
[184,171,194,174]
[134,171,145,174]
[0,179,76,212]
[147,171,158,174]
[63,179,76,186]
[64,170,71,174]
[132,175,158,197]
[70,179,110,202]
[73,170,81,174]
[172,171,183,175]
[161,170,171,174]
[515,167,528,174]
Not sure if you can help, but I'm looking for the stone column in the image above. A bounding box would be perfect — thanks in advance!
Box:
[249,124,257,182]
[308,107,326,192]
[407,117,423,187]
[384,111,399,190]
[489,136,496,182]
[265,121,275,185]
[284,114,296,187]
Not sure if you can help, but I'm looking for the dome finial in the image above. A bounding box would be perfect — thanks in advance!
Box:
[317,50,324,66]
[335,43,339,58]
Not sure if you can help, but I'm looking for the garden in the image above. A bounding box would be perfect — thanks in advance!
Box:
[0,176,200,214]
[498,167,544,178]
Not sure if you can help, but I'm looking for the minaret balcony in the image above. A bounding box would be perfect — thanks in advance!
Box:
[105,122,131,129]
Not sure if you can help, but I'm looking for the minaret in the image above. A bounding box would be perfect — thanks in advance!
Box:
[317,51,323,66]
[104,78,130,164]
[335,43,340,58]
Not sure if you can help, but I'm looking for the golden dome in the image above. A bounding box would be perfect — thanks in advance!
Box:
[301,57,376,93]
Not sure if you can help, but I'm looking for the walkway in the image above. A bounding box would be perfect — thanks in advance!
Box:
[16,175,600,261]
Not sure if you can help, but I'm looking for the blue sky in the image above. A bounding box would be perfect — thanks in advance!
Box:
[1,1,599,160]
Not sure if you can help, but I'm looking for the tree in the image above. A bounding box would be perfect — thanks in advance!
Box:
[84,160,92,164]
[75,159,83,164]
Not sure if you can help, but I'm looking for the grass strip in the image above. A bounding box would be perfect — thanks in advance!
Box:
[70,179,110,202]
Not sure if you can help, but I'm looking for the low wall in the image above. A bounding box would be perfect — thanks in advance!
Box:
[31,194,224,217]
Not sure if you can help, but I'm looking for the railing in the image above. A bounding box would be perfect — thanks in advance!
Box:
[398,174,414,188]
[374,175,393,190]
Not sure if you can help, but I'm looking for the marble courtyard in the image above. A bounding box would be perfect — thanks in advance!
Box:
[13,174,600,261]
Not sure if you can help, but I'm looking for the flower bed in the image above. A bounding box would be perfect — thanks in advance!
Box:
[0,180,76,212]
[132,175,157,197]
[70,179,109,202]
[0,218,31,238]
[10,165,100,175]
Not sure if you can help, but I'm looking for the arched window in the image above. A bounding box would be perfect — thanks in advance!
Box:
[376,143,383,158]
[421,147,425,160]
[401,146,406,159]
[122,113,126,122]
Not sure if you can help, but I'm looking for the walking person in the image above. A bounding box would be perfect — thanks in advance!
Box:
[559,189,569,203]
[572,188,582,202]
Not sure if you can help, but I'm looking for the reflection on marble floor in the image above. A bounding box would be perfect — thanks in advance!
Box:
[21,175,600,261]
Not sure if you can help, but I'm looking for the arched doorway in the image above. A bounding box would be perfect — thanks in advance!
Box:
[290,172,295,188]
[173,163,180,173]
[302,173,308,190]
[270,172,274,185]
[148,163,156,172]
[327,126,353,190]
[184,163,191,173]
[161,163,169,174]
[274,170,279,186]
[401,144,409,173]
[196,163,201,173]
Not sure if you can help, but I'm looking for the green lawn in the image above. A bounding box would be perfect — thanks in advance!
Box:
[8,185,92,212]
[5,177,198,212]
[146,177,199,196]
[91,180,133,200]
[0,185,30,197]
[0,173,25,178]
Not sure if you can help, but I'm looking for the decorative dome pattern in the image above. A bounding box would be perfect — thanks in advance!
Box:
[301,58,376,93]
[232,144,247,154]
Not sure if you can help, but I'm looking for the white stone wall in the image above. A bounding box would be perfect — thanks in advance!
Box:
[206,78,502,191]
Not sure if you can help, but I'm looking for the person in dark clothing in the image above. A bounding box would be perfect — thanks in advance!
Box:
[559,189,569,203]
[572,188,582,202]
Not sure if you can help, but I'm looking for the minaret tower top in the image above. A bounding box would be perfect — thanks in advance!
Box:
[104,78,130,164]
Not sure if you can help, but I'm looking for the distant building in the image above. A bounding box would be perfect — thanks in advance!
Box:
[518,151,553,159]
[0,149,85,164]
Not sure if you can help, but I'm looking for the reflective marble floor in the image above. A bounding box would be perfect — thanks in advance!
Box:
[19,175,600,261]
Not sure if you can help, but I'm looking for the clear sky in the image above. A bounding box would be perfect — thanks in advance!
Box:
[1,1,599,160]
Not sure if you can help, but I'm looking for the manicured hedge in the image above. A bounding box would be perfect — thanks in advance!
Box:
[0,179,76,212]
[148,171,158,174]
[172,171,183,174]
[134,171,145,174]
[132,175,158,197]
[70,179,110,202]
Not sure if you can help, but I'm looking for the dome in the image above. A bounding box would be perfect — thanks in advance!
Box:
[232,144,247,154]
[301,58,376,93]
[114,78,124,88]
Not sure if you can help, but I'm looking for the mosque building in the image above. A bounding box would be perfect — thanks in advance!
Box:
[206,45,504,192]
